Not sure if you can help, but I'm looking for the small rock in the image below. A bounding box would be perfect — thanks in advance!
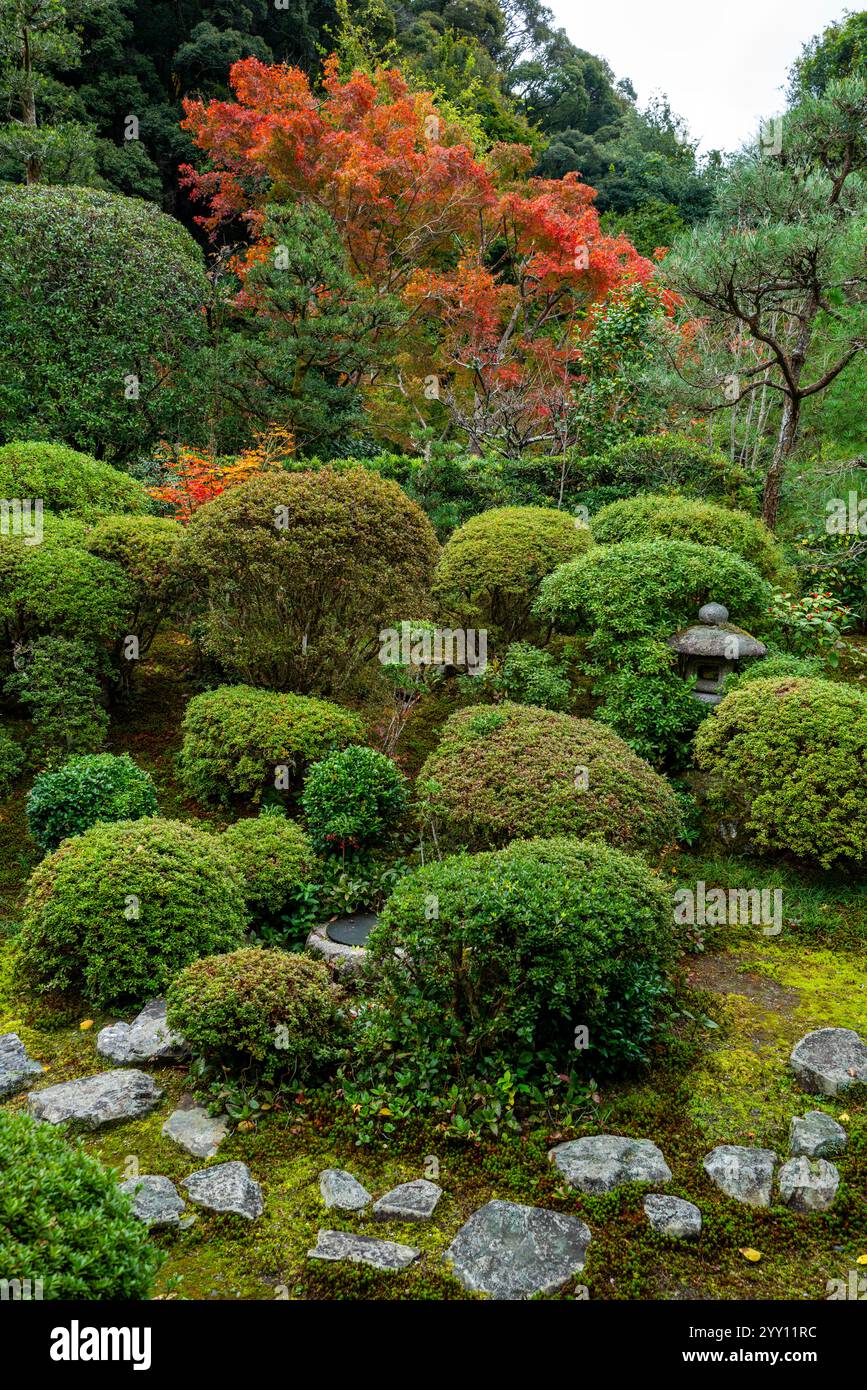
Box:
[28,1070,163,1130]
[549,1135,671,1193]
[373,1179,442,1223]
[643,1194,702,1239]
[778,1156,840,1213]
[308,1230,419,1271]
[789,1111,847,1159]
[319,1168,372,1212]
[0,1032,43,1098]
[97,999,187,1064]
[703,1145,776,1207]
[163,1104,229,1158]
[444,1200,591,1301]
[182,1162,263,1220]
[118,1175,185,1229]
[790,1027,867,1096]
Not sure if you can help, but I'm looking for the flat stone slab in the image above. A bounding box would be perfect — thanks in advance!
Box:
[0,1032,43,1098]
[703,1145,776,1207]
[444,1200,591,1301]
[319,1168,372,1212]
[778,1156,840,1213]
[182,1162,263,1220]
[789,1111,847,1159]
[790,1028,867,1096]
[550,1135,672,1193]
[162,1104,229,1159]
[644,1194,702,1239]
[118,1175,185,1229]
[373,1179,442,1222]
[28,1069,163,1130]
[97,998,187,1064]
[308,1230,419,1271]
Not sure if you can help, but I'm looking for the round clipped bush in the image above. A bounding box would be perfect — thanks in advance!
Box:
[26,753,159,853]
[0,727,24,798]
[0,526,135,651]
[368,836,677,1071]
[0,1110,161,1299]
[578,433,755,510]
[590,493,787,582]
[0,442,149,518]
[301,745,409,853]
[222,812,317,919]
[177,684,365,806]
[182,467,439,695]
[694,677,867,867]
[432,505,591,643]
[166,947,336,1081]
[18,818,247,1006]
[720,651,823,694]
[86,514,185,653]
[418,702,682,856]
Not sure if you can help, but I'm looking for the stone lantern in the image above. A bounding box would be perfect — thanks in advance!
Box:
[667,602,767,705]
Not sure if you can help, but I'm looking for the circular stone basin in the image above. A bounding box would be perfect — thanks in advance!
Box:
[325,912,379,947]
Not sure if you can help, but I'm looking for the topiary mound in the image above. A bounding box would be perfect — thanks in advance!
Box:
[418,702,682,856]
[720,651,823,695]
[0,1110,161,1299]
[694,676,867,867]
[166,947,337,1081]
[222,812,318,920]
[177,684,365,806]
[301,745,409,853]
[18,818,248,1006]
[0,524,135,653]
[26,752,159,853]
[0,442,149,518]
[590,493,787,582]
[576,433,755,511]
[85,514,185,657]
[432,505,591,643]
[368,835,677,1073]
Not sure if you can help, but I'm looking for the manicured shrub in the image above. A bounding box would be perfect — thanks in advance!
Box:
[166,947,336,1081]
[222,811,318,920]
[181,467,439,695]
[0,441,149,517]
[301,746,409,853]
[86,514,185,657]
[177,685,365,806]
[418,702,682,857]
[590,493,787,582]
[26,753,159,853]
[368,836,677,1072]
[694,676,867,867]
[4,637,109,757]
[0,1110,161,1299]
[18,818,247,1006]
[496,641,572,711]
[0,727,24,798]
[594,643,706,767]
[0,527,135,652]
[575,434,755,511]
[721,651,823,694]
[433,505,591,643]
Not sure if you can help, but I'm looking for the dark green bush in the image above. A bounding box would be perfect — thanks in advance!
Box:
[497,641,572,711]
[222,811,318,921]
[590,493,787,582]
[0,441,149,517]
[594,642,706,767]
[301,745,409,853]
[4,637,109,757]
[0,1110,161,1299]
[26,753,158,853]
[0,526,134,652]
[0,727,24,798]
[18,818,247,1006]
[573,434,756,511]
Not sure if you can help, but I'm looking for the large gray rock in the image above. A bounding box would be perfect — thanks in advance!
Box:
[118,1175,185,1229]
[182,1162,263,1220]
[28,1069,163,1130]
[444,1200,591,1301]
[703,1145,776,1207]
[550,1135,671,1193]
[643,1194,702,1240]
[789,1111,847,1159]
[319,1168,372,1212]
[162,1104,228,1159]
[308,1230,419,1271]
[777,1156,840,1213]
[0,1032,43,1098]
[97,999,187,1064]
[373,1179,442,1223]
[790,1028,867,1096]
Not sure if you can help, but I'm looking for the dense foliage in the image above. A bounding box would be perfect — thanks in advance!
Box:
[221,812,318,922]
[590,493,787,582]
[0,441,149,516]
[26,753,159,852]
[301,746,409,854]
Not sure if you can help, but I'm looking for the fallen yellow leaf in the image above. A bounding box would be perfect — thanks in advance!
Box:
[739,1248,762,1262]
[856,1254,867,1266]
[79,1020,93,1030]
[379,1107,392,1116]
[839,1112,850,1123]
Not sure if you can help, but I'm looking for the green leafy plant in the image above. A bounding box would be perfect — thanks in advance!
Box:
[460,641,572,711]
[4,637,110,758]
[0,441,149,518]
[594,641,706,767]
[0,727,24,799]
[26,753,159,852]
[222,810,318,944]
[301,745,409,854]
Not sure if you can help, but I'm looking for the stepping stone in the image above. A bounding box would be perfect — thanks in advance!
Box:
[373,1179,442,1222]
[0,1032,43,1098]
[789,1111,847,1159]
[118,1175,185,1229]
[778,1157,840,1213]
[308,1230,419,1271]
[182,1162,263,1220]
[28,1069,163,1130]
[163,1104,228,1159]
[790,1028,867,1096]
[444,1200,591,1301]
[319,1168,372,1212]
[644,1194,702,1239]
[549,1135,671,1193]
[703,1145,776,1207]
[97,999,187,1064]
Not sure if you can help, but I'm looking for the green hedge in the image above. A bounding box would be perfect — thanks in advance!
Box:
[0,441,149,517]
[590,493,787,582]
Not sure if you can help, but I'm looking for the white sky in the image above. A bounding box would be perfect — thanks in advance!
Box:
[546,0,852,153]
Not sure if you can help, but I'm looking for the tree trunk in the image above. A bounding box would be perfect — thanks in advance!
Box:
[762,393,800,527]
